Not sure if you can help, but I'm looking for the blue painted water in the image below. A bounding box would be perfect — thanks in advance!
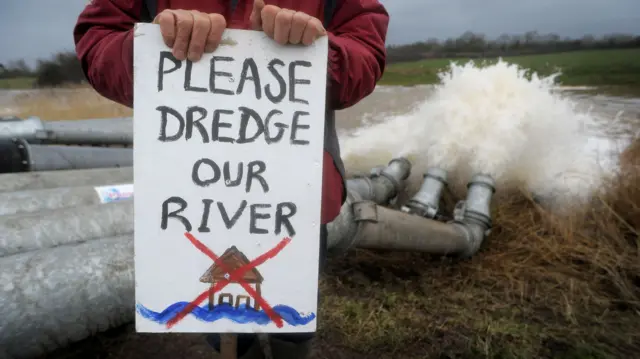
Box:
[136,302,316,326]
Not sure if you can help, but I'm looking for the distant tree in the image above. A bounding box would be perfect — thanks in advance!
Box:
[0,59,33,79]
[34,51,86,87]
[385,30,640,64]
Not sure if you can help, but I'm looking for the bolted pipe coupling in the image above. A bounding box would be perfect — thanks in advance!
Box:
[402,167,448,218]
[373,158,412,194]
[461,174,495,226]
[452,173,496,257]
[347,157,412,205]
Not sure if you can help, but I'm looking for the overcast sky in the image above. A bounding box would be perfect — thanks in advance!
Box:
[1,0,639,67]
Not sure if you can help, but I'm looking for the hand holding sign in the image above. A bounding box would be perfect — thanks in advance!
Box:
[250,0,327,46]
[153,9,227,61]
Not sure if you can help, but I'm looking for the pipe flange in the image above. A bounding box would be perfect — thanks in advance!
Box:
[424,167,447,183]
[402,200,438,218]
[0,138,29,173]
[13,138,33,171]
[467,174,496,193]
[380,157,412,192]
[453,201,492,228]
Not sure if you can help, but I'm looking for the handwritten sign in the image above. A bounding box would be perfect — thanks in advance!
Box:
[133,23,328,334]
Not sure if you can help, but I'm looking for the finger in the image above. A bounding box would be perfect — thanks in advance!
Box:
[187,11,210,61]
[250,0,265,30]
[172,9,194,60]
[302,17,325,46]
[273,9,294,45]
[261,5,280,39]
[289,11,310,45]
[205,14,227,52]
[155,11,177,48]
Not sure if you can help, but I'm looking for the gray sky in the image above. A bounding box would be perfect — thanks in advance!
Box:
[1,0,639,67]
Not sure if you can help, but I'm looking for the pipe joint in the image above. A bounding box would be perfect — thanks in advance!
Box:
[345,157,412,205]
[326,192,361,253]
[327,157,412,253]
[377,158,411,194]
[402,167,448,219]
[0,116,45,143]
[0,138,30,173]
[451,173,496,257]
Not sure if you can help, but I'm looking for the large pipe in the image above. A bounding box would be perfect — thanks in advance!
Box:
[328,168,495,258]
[0,183,133,216]
[0,167,133,193]
[0,201,133,257]
[326,158,412,252]
[0,235,134,359]
[0,116,133,145]
[0,138,133,173]
[345,158,412,204]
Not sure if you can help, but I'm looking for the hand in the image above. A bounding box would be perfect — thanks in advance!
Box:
[250,0,327,46]
[153,9,226,61]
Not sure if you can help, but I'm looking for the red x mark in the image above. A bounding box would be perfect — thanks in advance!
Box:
[165,232,292,329]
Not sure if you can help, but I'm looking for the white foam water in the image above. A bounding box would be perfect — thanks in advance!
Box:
[339,60,631,208]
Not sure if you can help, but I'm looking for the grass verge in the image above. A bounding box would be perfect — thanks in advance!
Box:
[6,86,132,120]
[0,76,35,90]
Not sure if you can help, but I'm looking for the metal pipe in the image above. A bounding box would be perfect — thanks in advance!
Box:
[41,117,133,146]
[0,201,133,257]
[327,158,413,252]
[352,202,473,254]
[0,235,134,359]
[0,138,133,173]
[346,158,412,204]
[0,167,133,193]
[328,172,495,258]
[0,116,133,145]
[0,183,133,216]
[401,167,448,218]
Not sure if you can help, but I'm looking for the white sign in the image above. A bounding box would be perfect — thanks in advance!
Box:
[133,23,328,334]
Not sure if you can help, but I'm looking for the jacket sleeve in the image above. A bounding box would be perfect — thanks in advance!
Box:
[73,0,143,108]
[326,0,389,110]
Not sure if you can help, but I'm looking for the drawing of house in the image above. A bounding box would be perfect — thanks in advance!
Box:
[199,246,264,311]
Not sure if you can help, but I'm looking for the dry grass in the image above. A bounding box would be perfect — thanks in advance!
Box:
[317,141,640,359]
[17,88,640,359]
[9,86,131,120]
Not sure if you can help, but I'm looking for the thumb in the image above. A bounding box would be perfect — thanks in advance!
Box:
[250,0,265,30]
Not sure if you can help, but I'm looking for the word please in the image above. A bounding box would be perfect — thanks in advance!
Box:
[157,52,313,105]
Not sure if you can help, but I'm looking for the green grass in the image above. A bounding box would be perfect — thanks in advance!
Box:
[380,48,640,88]
[0,76,35,90]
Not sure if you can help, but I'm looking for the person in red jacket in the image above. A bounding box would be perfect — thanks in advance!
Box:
[74,0,388,358]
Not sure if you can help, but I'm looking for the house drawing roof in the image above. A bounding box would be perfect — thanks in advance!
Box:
[199,246,264,284]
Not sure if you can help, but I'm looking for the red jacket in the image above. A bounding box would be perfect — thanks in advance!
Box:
[74,0,389,224]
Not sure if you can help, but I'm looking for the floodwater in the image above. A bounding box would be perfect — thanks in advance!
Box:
[1,61,640,209]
